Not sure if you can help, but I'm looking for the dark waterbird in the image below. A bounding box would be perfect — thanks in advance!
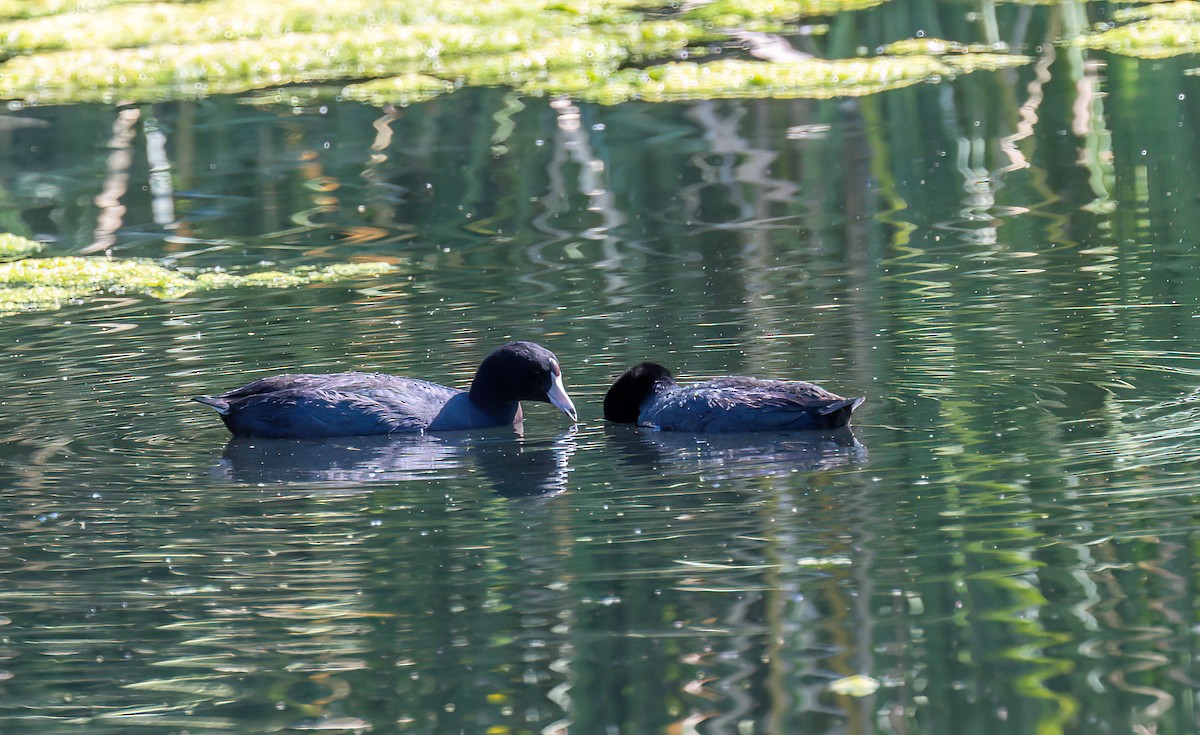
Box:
[603,362,864,432]
[194,341,577,439]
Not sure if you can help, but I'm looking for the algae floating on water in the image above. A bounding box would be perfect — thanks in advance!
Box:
[340,74,457,107]
[526,54,1030,104]
[1075,17,1200,58]
[679,0,888,29]
[1111,2,1200,24]
[0,0,1032,104]
[0,234,43,260]
[0,254,394,315]
[0,0,146,22]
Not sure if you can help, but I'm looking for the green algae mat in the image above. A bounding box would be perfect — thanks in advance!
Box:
[0,234,394,315]
[0,0,1037,106]
[4,0,1194,105]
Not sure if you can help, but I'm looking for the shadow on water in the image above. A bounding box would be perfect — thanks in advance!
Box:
[602,424,867,481]
[211,426,578,498]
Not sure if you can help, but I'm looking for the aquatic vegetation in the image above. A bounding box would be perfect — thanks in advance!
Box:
[1111,2,1200,23]
[439,37,630,87]
[190,262,395,290]
[0,0,149,22]
[340,74,457,107]
[0,233,43,260]
[0,0,644,56]
[528,54,1029,104]
[882,38,973,56]
[879,38,1028,72]
[0,255,393,315]
[940,52,1032,74]
[1076,18,1200,58]
[621,57,945,101]
[0,0,1031,105]
[0,24,547,104]
[681,0,888,28]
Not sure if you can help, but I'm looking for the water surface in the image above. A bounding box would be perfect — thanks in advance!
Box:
[3,36,1200,735]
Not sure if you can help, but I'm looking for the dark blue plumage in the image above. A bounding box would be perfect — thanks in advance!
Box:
[603,362,864,432]
[194,341,577,439]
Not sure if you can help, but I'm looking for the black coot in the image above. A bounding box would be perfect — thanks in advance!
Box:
[195,341,577,438]
[603,362,863,432]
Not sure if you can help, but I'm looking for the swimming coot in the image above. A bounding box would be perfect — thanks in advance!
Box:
[603,362,864,432]
[194,341,577,438]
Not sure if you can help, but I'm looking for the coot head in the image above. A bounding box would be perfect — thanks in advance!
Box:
[603,362,677,423]
[470,341,577,421]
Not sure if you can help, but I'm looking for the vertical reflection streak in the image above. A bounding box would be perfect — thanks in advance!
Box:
[144,110,177,228]
[491,91,524,157]
[528,98,629,293]
[999,36,1053,173]
[86,105,140,254]
[553,98,628,295]
[363,107,401,226]
[707,579,761,734]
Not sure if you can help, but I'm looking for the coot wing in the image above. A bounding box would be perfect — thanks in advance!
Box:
[208,374,463,438]
[217,372,410,400]
[703,378,843,405]
[221,388,430,438]
[643,380,863,432]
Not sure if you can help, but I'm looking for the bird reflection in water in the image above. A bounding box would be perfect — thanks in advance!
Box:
[604,425,866,480]
[211,425,577,498]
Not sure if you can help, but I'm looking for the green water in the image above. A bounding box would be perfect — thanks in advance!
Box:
[3,26,1200,735]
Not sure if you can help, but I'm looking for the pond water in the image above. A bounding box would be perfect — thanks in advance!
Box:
[4,32,1200,735]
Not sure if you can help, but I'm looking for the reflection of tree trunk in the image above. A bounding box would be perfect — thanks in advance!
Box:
[553,97,625,244]
[838,100,880,398]
[538,97,626,243]
[532,98,628,292]
[167,101,196,245]
[84,105,140,254]
[683,100,794,370]
[261,122,282,234]
[145,107,176,229]
[707,579,762,734]
[0,115,46,235]
[848,484,878,733]
[364,107,400,227]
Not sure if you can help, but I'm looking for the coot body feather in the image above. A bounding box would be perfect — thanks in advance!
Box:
[195,341,576,439]
[604,362,863,432]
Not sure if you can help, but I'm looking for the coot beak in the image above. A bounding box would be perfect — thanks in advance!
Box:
[547,371,578,422]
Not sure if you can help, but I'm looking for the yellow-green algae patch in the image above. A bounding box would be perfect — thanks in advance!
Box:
[1111,2,1200,24]
[940,52,1031,74]
[340,74,457,107]
[0,255,393,315]
[681,0,888,29]
[0,233,43,260]
[0,15,705,104]
[877,38,1027,71]
[0,0,1032,105]
[0,0,149,22]
[439,37,630,87]
[1076,18,1200,58]
[190,263,394,290]
[527,54,1029,104]
[0,24,550,104]
[881,38,1002,56]
[630,58,953,101]
[0,0,647,56]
